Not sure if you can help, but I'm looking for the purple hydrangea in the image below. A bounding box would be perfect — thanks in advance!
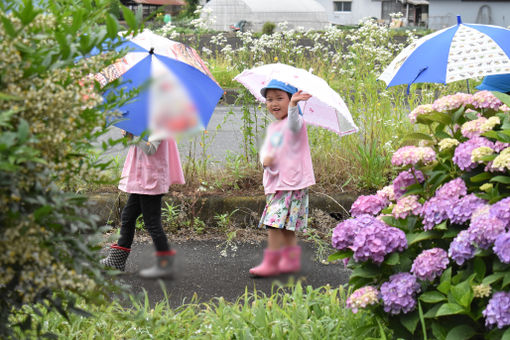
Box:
[494,141,510,153]
[468,212,506,249]
[392,169,425,199]
[483,292,510,329]
[351,219,407,264]
[447,194,486,225]
[493,232,510,264]
[332,218,361,250]
[448,230,475,265]
[453,136,494,171]
[435,178,467,199]
[380,273,421,315]
[411,248,449,282]
[350,194,389,217]
[346,286,379,313]
[489,197,510,227]
[421,196,458,230]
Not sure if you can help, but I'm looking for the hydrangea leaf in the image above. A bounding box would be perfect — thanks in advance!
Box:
[451,279,474,308]
[502,327,510,340]
[383,252,399,266]
[473,257,486,281]
[423,304,441,318]
[435,303,465,317]
[469,172,492,183]
[419,291,447,304]
[407,231,441,246]
[437,267,452,294]
[404,132,433,142]
[445,325,476,340]
[351,265,379,279]
[502,272,510,289]
[399,310,419,334]
[482,272,505,286]
[327,250,351,262]
[490,176,510,184]
[452,106,466,125]
[491,91,510,108]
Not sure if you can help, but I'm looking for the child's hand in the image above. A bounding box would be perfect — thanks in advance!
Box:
[121,130,133,140]
[290,90,312,107]
[263,155,274,167]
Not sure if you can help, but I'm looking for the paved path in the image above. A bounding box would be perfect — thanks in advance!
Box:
[98,105,268,164]
[113,240,350,308]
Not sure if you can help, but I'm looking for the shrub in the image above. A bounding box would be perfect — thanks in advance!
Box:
[262,21,275,35]
[0,0,137,337]
[330,90,510,339]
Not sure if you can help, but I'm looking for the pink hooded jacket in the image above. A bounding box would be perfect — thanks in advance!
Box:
[118,139,185,195]
[260,117,315,195]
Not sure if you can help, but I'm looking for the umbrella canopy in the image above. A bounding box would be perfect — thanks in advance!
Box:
[97,30,223,140]
[234,63,358,136]
[378,16,510,90]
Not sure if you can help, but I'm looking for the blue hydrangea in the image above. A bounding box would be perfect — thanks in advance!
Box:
[380,273,421,315]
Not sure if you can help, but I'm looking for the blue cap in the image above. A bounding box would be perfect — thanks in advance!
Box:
[476,74,510,93]
[260,79,303,115]
[260,79,298,98]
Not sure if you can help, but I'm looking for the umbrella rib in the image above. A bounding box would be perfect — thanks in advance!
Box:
[407,67,428,94]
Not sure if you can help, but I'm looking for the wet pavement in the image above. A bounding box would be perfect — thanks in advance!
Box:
[112,239,350,308]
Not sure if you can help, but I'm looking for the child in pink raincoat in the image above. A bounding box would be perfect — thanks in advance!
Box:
[250,79,315,277]
[100,131,185,278]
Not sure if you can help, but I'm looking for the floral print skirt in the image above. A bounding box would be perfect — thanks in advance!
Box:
[258,189,309,232]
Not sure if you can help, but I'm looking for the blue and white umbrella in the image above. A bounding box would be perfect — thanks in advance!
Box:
[378,16,510,90]
[98,30,223,141]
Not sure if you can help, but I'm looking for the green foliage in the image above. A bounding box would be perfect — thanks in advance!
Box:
[13,283,388,339]
[262,21,275,35]
[0,0,138,337]
[331,92,510,338]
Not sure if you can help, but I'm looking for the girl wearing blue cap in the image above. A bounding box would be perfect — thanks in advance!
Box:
[250,79,316,277]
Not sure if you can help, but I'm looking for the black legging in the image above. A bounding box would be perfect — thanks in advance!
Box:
[117,193,170,252]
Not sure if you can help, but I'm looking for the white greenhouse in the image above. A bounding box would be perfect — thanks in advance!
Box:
[201,0,330,32]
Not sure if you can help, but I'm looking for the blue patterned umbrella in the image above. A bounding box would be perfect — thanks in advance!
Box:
[379,16,510,91]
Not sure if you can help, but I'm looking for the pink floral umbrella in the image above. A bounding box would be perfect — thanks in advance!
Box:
[234,63,358,136]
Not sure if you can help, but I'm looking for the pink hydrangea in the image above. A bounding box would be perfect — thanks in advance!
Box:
[461,116,488,138]
[472,90,504,111]
[431,92,473,113]
[350,194,389,217]
[346,286,379,313]
[392,195,422,220]
[377,185,396,202]
[408,104,434,124]
[435,178,467,199]
[392,146,436,167]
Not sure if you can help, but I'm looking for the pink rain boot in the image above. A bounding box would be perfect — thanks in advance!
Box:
[249,249,281,277]
[279,246,301,274]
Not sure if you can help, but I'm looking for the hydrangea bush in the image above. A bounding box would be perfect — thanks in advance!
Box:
[331,90,510,339]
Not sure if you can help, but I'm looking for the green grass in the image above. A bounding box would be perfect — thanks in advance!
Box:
[13,283,389,339]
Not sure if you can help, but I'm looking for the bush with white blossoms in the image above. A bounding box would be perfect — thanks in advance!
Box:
[331,90,510,339]
[0,1,137,337]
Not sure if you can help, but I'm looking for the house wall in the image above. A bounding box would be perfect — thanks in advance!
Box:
[202,0,329,32]
[315,0,381,26]
[428,0,510,30]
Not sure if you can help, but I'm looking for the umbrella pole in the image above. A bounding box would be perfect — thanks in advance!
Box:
[466,79,471,94]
